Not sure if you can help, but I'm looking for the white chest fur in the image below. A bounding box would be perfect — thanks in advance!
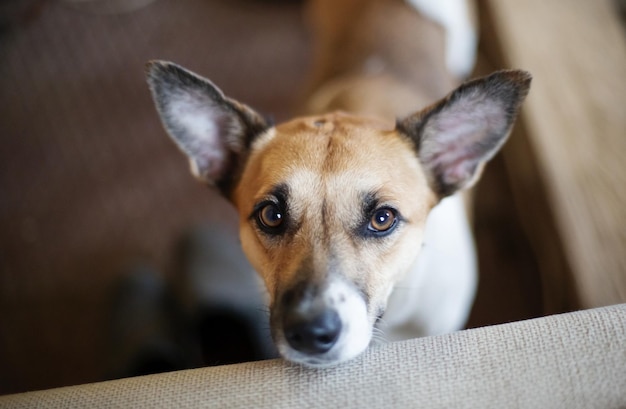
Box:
[380,194,477,340]
[405,0,477,79]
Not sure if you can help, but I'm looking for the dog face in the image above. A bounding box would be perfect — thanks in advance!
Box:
[234,114,435,365]
[146,61,530,366]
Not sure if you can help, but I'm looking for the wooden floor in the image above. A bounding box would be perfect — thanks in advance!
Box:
[0,0,545,394]
[480,0,626,311]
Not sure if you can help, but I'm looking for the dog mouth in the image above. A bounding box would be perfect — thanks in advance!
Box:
[270,280,373,367]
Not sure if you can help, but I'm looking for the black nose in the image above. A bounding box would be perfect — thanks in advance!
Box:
[283,309,341,354]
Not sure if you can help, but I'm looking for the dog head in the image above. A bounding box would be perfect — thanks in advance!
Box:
[146,61,531,366]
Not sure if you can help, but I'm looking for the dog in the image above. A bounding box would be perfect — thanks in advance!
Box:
[145,0,531,367]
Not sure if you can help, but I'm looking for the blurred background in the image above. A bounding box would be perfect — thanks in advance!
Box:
[1,0,624,395]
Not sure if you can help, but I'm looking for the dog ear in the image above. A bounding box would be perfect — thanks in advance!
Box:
[145,60,269,196]
[398,70,531,198]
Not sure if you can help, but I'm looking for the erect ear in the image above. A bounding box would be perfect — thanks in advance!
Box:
[145,60,269,197]
[398,70,531,198]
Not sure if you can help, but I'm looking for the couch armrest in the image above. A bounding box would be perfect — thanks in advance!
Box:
[2,304,624,409]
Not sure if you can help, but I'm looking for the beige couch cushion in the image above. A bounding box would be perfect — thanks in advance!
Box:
[2,304,624,409]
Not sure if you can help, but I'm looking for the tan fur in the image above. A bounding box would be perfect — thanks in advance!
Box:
[304,0,456,119]
[235,113,436,314]
[245,0,452,314]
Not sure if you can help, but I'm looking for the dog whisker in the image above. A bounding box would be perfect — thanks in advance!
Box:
[370,327,389,345]
[375,314,390,327]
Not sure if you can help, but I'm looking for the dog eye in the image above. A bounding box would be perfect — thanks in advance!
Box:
[368,208,397,233]
[257,203,284,230]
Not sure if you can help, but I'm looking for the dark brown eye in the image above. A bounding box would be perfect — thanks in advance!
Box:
[368,208,397,232]
[258,203,283,229]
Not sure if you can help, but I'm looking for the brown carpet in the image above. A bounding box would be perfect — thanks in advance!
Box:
[0,0,541,394]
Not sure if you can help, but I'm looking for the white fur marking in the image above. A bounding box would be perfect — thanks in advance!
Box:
[251,127,277,152]
[276,280,371,367]
[326,280,371,362]
[381,194,477,339]
[405,0,477,78]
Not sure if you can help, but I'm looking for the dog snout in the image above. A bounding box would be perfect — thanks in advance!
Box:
[283,308,341,354]
[272,280,372,365]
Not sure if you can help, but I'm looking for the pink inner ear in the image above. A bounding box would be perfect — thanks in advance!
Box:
[168,91,237,182]
[190,149,227,182]
[420,94,508,190]
[439,153,480,188]
[423,117,486,171]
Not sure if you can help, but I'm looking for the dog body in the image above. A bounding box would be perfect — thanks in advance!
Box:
[146,0,530,366]
[302,0,478,342]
